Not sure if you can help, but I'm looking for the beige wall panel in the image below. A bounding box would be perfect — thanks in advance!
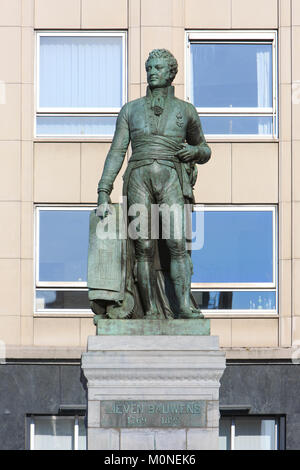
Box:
[171,28,184,85]
[80,318,96,347]
[141,0,173,26]
[34,317,81,346]
[0,259,20,317]
[279,141,292,202]
[232,0,278,28]
[81,143,110,203]
[129,27,141,85]
[110,172,124,203]
[0,27,21,83]
[172,0,185,28]
[293,259,300,316]
[280,84,292,142]
[21,141,33,202]
[194,143,231,203]
[232,143,278,203]
[129,0,141,28]
[279,27,292,85]
[0,316,20,345]
[21,84,33,141]
[210,318,231,348]
[292,317,300,344]
[35,0,81,28]
[81,0,128,28]
[279,259,292,317]
[21,258,33,317]
[293,202,300,258]
[279,202,292,260]
[0,84,21,140]
[174,84,184,100]
[292,102,300,141]
[0,0,21,26]
[140,83,148,97]
[141,0,183,27]
[292,27,300,80]
[231,319,278,347]
[21,202,33,259]
[34,143,81,202]
[81,143,130,203]
[0,141,21,201]
[0,202,20,258]
[280,0,291,27]
[140,28,185,84]
[128,84,142,101]
[141,27,173,67]
[279,316,292,346]
[292,0,300,25]
[185,0,231,29]
[21,0,34,27]
[21,316,33,345]
[292,141,300,201]
[21,27,34,84]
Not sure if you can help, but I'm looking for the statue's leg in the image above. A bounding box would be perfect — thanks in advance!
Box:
[135,239,159,318]
[160,179,203,319]
[127,166,159,318]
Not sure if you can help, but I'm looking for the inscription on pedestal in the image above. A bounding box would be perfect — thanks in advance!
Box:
[100,400,206,428]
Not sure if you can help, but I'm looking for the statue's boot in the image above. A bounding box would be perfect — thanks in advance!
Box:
[137,260,159,319]
[170,256,203,319]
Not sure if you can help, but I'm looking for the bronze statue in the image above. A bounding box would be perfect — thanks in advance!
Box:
[88,49,211,321]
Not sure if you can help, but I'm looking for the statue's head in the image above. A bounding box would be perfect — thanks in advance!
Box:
[145,49,178,89]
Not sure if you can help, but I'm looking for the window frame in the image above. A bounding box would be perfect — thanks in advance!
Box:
[34,205,95,315]
[219,414,282,450]
[29,415,86,451]
[191,205,278,316]
[185,30,278,140]
[35,31,127,139]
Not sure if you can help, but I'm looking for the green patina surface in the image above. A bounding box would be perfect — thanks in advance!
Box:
[96,318,210,336]
[100,400,207,428]
[88,49,212,323]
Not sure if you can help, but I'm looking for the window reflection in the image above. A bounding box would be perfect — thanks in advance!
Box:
[191,210,274,285]
[190,43,273,108]
[192,291,276,310]
[39,210,90,283]
[36,290,90,310]
[199,115,273,135]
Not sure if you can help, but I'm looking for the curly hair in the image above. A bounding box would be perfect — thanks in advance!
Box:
[145,49,178,83]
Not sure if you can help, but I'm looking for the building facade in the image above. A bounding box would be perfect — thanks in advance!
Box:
[0,0,299,450]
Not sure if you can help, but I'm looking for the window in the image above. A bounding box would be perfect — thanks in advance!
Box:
[36,31,126,138]
[35,207,93,313]
[191,206,277,314]
[219,416,282,450]
[186,31,277,138]
[29,416,86,450]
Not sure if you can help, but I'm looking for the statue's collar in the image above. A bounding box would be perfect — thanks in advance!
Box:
[146,85,175,99]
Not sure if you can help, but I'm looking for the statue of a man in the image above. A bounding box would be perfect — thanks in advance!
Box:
[96,49,211,319]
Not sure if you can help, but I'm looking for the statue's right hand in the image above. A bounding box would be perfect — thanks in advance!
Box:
[96,192,112,219]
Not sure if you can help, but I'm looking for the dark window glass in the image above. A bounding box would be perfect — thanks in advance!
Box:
[192,290,276,310]
[36,290,90,310]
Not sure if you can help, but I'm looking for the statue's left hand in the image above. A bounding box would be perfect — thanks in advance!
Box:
[175,143,199,163]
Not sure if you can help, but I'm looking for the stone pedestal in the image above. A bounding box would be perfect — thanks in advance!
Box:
[81,324,226,450]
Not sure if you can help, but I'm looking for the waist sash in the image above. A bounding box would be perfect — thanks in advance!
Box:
[125,134,194,201]
[129,134,183,162]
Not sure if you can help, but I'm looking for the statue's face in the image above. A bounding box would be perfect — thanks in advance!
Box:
[146,58,172,89]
